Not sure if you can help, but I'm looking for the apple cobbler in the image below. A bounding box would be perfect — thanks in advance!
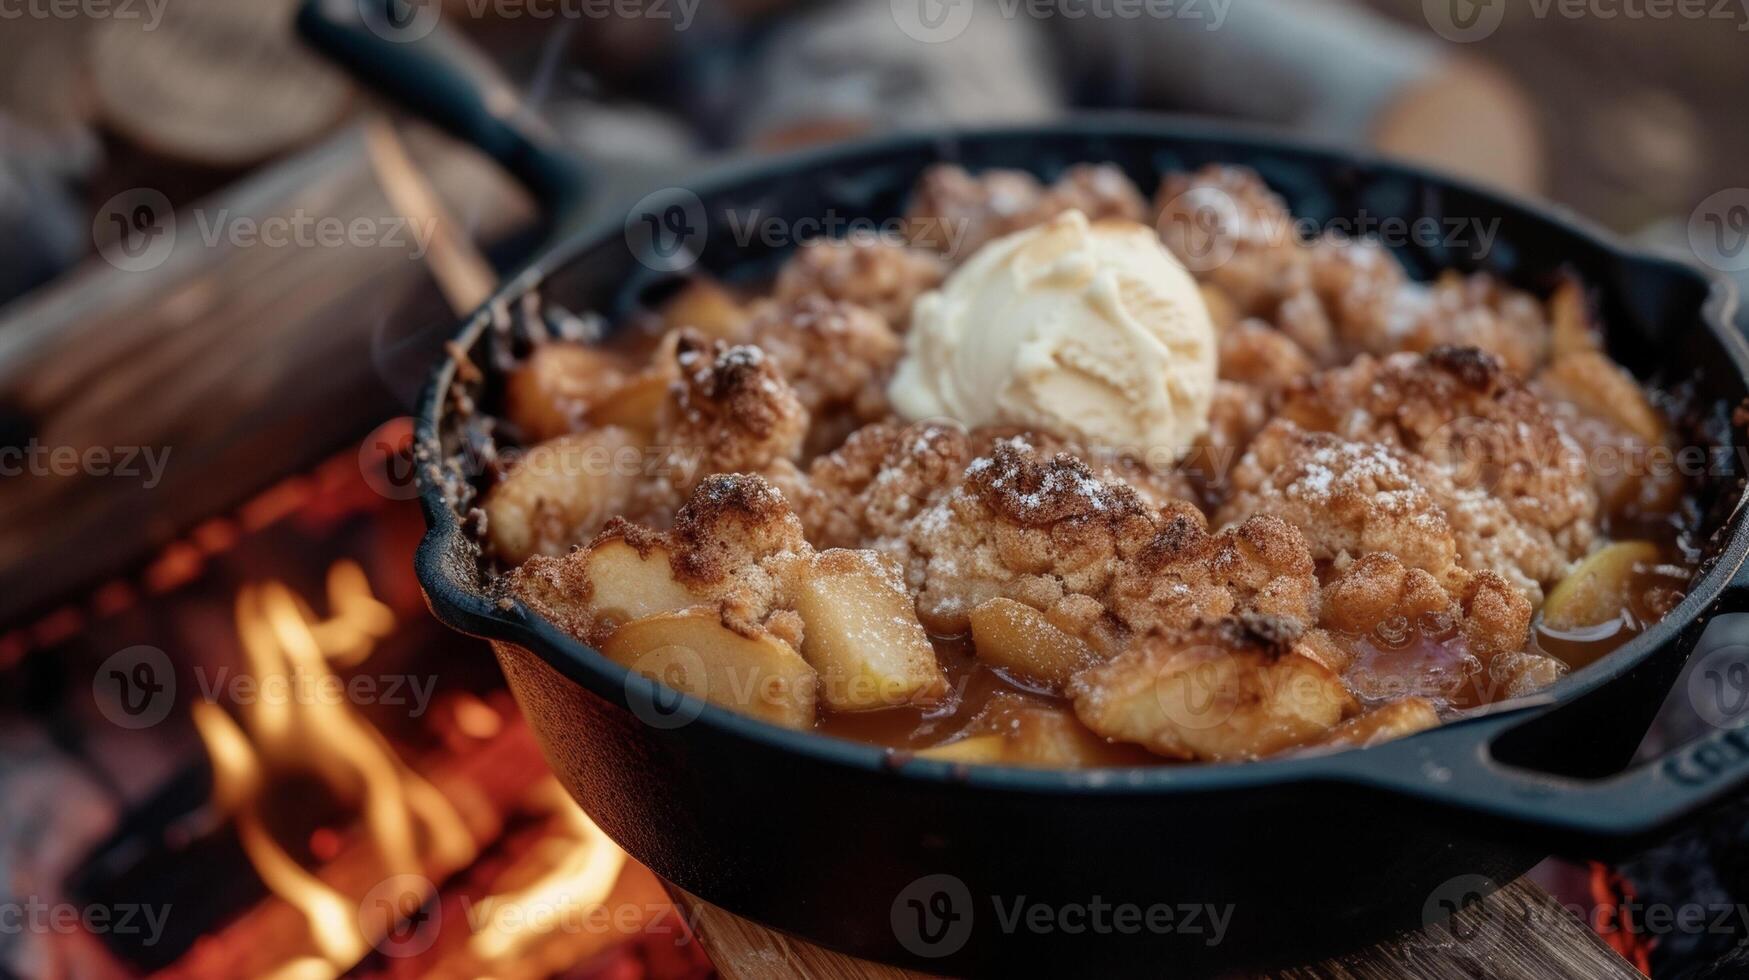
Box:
[476,162,1701,766]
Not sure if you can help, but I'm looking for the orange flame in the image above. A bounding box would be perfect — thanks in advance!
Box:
[194,559,631,976]
[196,560,475,975]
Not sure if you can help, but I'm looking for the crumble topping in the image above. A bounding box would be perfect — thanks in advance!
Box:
[480,161,1699,766]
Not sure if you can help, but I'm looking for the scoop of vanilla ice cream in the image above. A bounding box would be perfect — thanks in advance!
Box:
[888,209,1217,456]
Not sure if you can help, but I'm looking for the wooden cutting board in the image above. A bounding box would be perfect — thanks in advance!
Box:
[669,876,1641,980]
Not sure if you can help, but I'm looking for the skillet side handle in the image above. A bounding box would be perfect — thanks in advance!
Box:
[296,0,591,233]
[1321,580,1749,855]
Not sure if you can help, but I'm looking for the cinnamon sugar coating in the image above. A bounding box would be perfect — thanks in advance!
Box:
[1155,165,1551,373]
[658,332,808,495]
[1274,347,1599,585]
[773,232,945,328]
[746,294,901,424]
[1221,418,1579,603]
[904,163,1148,262]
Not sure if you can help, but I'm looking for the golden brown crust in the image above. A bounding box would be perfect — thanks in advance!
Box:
[961,439,1154,529]
[904,163,1147,263]
[1107,512,1319,638]
[669,473,807,589]
[745,295,901,425]
[1273,348,1599,587]
[1314,553,1530,677]
[658,333,808,495]
[773,232,945,328]
[905,164,1045,260]
[1221,420,1468,592]
[1153,166,1550,374]
[1154,165,1304,314]
[802,420,975,550]
[1035,163,1148,226]
[1219,317,1315,391]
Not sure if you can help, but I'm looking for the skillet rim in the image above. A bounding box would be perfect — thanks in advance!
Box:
[415,115,1749,795]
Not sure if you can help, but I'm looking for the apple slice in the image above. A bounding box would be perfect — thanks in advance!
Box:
[918,735,1008,765]
[969,598,1100,690]
[602,608,817,729]
[505,342,629,443]
[918,707,1155,768]
[1541,540,1658,633]
[586,370,671,436]
[1309,698,1439,751]
[1005,707,1157,767]
[485,428,642,564]
[580,537,700,632]
[793,550,948,710]
[1072,625,1356,762]
[661,278,750,341]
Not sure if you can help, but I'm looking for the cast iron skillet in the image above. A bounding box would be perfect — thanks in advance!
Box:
[304,4,1749,973]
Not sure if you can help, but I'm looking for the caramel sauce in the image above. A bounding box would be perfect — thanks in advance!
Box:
[814,633,1064,750]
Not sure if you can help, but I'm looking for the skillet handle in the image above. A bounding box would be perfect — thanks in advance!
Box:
[296,0,593,236]
[1321,569,1749,854]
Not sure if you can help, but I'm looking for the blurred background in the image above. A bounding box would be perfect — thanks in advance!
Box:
[0,1,1745,977]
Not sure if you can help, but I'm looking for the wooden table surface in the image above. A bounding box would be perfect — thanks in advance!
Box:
[671,877,1641,980]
